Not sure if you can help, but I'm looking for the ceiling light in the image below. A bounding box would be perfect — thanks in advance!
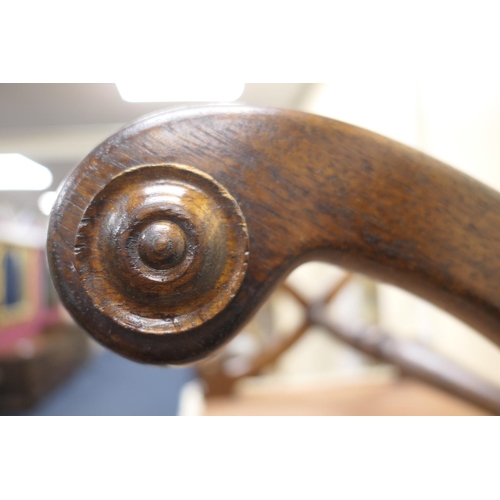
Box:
[38,191,58,216]
[0,154,53,191]
[116,83,245,103]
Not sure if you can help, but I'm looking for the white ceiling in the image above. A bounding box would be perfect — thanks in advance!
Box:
[0,83,313,214]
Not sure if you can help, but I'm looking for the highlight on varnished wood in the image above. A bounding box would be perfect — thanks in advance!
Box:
[74,164,248,335]
[47,105,500,365]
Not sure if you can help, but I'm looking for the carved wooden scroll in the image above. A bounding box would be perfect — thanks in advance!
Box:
[47,105,500,370]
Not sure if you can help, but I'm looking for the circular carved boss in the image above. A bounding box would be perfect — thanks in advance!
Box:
[74,164,249,335]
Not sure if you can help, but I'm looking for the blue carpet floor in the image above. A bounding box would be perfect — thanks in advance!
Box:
[23,350,197,416]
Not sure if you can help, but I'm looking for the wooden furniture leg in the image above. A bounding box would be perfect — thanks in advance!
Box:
[47,106,500,413]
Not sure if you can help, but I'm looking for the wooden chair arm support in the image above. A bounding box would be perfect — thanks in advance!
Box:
[47,105,500,365]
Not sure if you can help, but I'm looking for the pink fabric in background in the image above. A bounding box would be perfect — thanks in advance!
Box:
[0,250,61,352]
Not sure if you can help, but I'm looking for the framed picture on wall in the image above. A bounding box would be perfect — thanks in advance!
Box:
[0,242,35,330]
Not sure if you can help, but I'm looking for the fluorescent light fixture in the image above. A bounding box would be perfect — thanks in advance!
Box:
[38,190,58,216]
[116,83,245,103]
[0,154,53,191]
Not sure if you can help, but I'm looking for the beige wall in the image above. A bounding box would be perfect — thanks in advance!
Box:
[299,73,500,384]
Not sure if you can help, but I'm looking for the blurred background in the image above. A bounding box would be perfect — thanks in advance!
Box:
[2,82,500,415]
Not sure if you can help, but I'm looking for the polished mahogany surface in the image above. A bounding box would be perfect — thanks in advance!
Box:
[48,105,500,367]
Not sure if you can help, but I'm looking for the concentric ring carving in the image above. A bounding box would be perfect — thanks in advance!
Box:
[74,164,249,335]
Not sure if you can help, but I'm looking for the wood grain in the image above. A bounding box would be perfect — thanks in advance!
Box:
[47,105,500,365]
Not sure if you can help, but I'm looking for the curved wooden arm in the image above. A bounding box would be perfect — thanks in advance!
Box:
[47,105,500,365]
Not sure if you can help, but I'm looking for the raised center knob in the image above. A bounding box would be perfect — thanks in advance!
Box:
[138,221,186,270]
